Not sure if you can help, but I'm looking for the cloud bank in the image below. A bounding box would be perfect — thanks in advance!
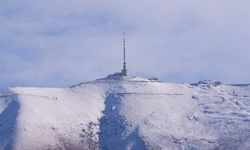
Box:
[0,0,250,87]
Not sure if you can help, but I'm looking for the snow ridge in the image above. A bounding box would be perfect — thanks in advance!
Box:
[0,77,250,150]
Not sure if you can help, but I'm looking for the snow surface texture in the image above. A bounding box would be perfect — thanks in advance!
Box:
[0,76,250,150]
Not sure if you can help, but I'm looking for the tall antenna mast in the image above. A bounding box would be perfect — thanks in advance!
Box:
[121,32,127,76]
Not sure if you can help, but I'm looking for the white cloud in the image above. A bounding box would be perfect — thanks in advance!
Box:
[0,0,250,87]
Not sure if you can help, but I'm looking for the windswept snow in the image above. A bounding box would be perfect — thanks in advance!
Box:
[0,76,250,150]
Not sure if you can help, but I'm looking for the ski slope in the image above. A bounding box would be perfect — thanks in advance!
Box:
[0,76,250,150]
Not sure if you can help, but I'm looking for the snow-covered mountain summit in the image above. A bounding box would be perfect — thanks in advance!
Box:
[0,76,250,150]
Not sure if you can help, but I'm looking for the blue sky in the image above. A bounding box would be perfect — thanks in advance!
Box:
[0,0,250,87]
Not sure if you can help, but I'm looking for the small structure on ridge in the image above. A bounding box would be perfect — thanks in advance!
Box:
[107,32,128,78]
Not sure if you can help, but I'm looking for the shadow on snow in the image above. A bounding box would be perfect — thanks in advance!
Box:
[0,90,20,150]
[99,93,147,150]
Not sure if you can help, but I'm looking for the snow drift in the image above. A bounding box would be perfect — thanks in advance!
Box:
[0,76,250,150]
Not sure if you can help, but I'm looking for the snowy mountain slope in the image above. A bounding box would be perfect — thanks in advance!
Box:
[0,76,250,150]
[0,86,105,150]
